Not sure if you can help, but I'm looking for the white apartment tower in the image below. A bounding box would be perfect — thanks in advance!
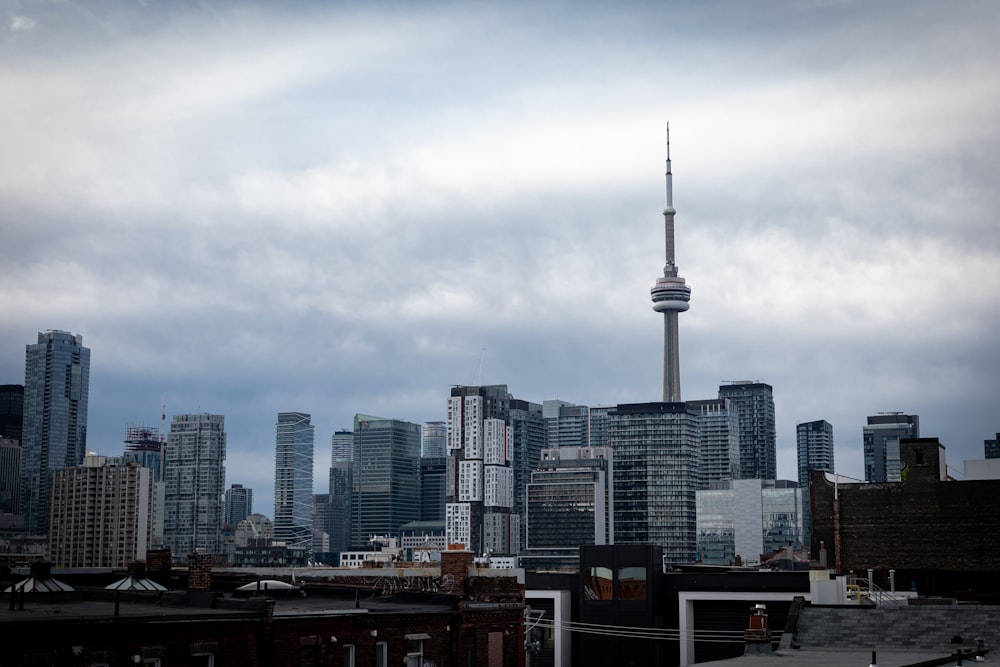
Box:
[48,455,154,568]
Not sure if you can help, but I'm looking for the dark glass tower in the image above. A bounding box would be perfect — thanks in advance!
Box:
[21,330,90,535]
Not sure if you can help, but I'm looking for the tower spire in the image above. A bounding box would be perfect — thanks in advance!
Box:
[650,124,691,402]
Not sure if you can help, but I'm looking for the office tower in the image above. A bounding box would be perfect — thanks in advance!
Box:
[273,412,314,550]
[863,413,919,482]
[21,330,90,535]
[688,398,740,486]
[509,398,546,550]
[312,493,331,555]
[609,402,700,565]
[350,414,420,547]
[445,385,521,555]
[224,483,253,528]
[718,381,777,480]
[0,384,24,442]
[796,420,834,488]
[163,413,226,559]
[48,456,154,568]
[524,446,613,569]
[0,437,19,515]
[650,126,692,402]
[121,424,167,547]
[422,421,447,458]
[696,479,804,566]
[331,429,353,462]
[328,458,352,556]
[420,456,448,522]
[984,434,999,459]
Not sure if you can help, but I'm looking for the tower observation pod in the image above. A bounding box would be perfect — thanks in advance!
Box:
[650,124,691,403]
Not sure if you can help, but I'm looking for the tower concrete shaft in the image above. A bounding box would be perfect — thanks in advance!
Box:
[650,125,691,402]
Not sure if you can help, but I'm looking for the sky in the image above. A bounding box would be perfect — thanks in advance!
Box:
[2,0,999,514]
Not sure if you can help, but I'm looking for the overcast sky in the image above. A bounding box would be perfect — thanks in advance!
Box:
[2,0,998,514]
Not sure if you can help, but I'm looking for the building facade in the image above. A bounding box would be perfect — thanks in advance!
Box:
[0,384,24,444]
[524,446,613,570]
[696,479,804,566]
[224,483,253,528]
[609,402,700,565]
[0,437,21,516]
[863,413,919,482]
[20,330,90,535]
[718,381,776,481]
[273,411,314,550]
[796,419,835,488]
[350,414,421,547]
[422,421,447,458]
[420,456,448,523]
[163,413,226,559]
[689,398,739,486]
[48,455,154,567]
[542,400,590,449]
[445,385,520,555]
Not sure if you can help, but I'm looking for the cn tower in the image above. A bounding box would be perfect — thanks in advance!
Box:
[650,124,691,402]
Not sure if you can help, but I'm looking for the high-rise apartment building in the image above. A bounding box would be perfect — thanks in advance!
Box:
[509,398,546,550]
[0,384,24,443]
[350,414,420,547]
[797,420,834,489]
[224,483,253,528]
[524,446,613,570]
[48,455,154,568]
[445,385,522,555]
[986,434,1000,460]
[312,493,331,555]
[688,398,739,486]
[422,421,447,458]
[542,400,589,449]
[163,413,226,559]
[273,412,314,550]
[328,458,352,556]
[863,413,919,482]
[718,381,776,480]
[21,330,90,535]
[610,402,700,565]
[696,479,804,566]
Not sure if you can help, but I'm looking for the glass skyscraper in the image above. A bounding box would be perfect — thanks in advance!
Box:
[718,382,776,480]
[351,414,420,548]
[21,330,90,535]
[273,412,314,550]
[610,402,700,565]
[797,419,834,488]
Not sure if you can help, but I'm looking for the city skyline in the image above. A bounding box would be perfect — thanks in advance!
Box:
[1,1,999,513]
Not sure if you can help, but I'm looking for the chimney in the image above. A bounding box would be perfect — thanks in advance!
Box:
[187,552,213,592]
[440,548,474,597]
[743,603,773,656]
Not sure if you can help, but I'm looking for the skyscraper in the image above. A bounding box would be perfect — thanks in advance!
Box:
[0,384,24,443]
[796,420,834,489]
[273,412,314,550]
[0,437,20,516]
[329,428,354,556]
[420,456,448,522]
[163,413,226,559]
[350,414,420,547]
[542,400,589,449]
[445,385,521,555]
[610,402,700,565]
[863,413,919,482]
[331,429,353,462]
[224,483,253,528]
[20,330,90,535]
[688,398,740,486]
[718,381,777,480]
[524,446,613,570]
[48,455,154,568]
[422,421,447,458]
[509,398,546,550]
[650,125,691,403]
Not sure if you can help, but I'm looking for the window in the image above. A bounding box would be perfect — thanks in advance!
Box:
[404,633,430,667]
[375,642,388,667]
[342,645,355,667]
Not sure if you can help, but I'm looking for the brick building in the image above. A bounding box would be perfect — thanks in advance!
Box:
[811,437,1000,594]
